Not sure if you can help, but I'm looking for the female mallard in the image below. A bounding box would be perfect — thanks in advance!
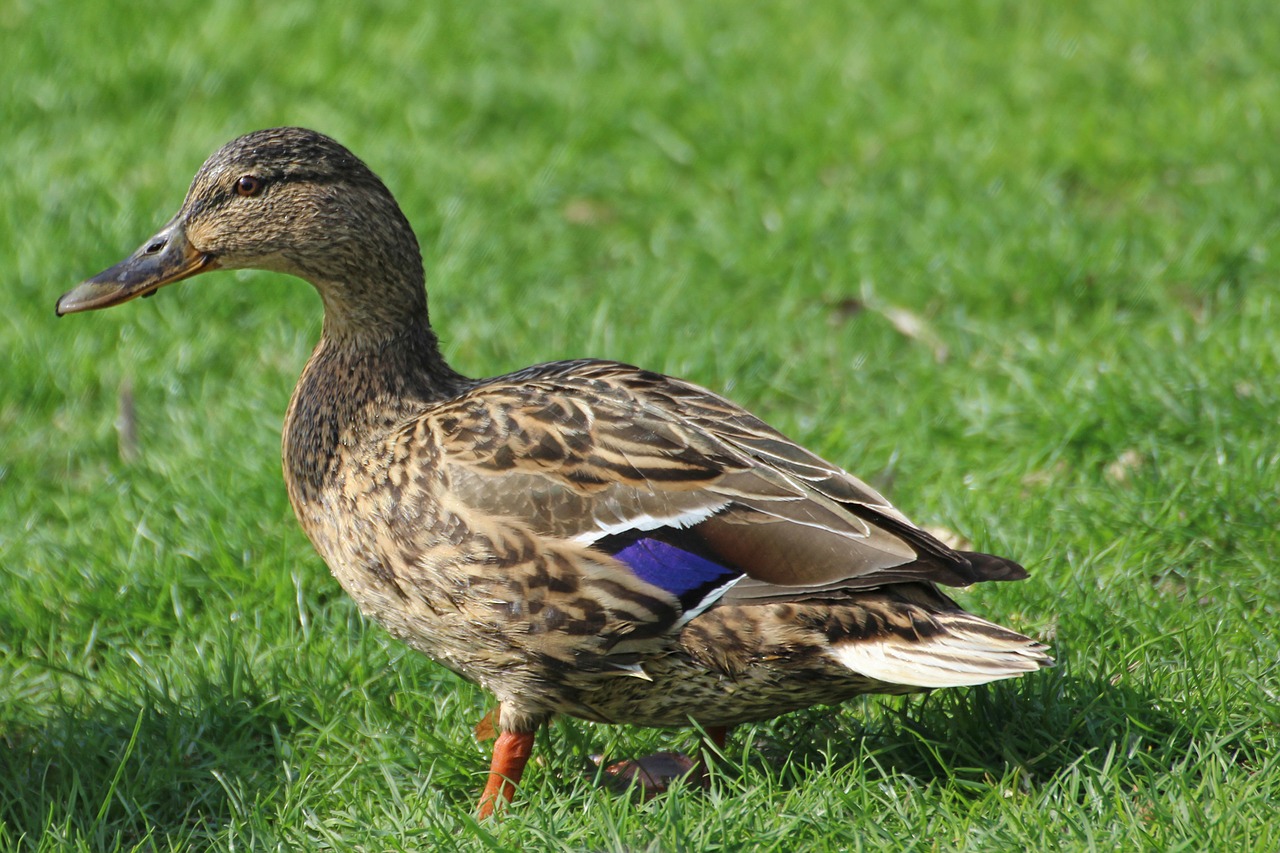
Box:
[59,127,1051,816]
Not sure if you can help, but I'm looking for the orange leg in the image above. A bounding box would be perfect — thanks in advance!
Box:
[477,729,536,819]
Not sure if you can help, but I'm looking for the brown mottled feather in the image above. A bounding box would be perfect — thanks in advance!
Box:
[64,127,1052,803]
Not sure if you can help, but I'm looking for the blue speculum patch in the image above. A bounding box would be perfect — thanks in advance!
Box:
[612,537,741,610]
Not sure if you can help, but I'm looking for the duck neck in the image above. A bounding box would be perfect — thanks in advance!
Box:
[283,278,473,507]
[310,254,433,346]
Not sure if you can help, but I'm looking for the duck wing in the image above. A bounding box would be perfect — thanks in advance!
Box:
[426,359,1025,631]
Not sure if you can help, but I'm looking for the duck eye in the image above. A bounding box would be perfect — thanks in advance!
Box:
[236,175,263,197]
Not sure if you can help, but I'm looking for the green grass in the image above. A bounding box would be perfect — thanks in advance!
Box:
[4,0,1279,849]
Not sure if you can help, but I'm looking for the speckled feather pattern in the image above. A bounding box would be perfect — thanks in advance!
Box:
[284,347,1049,733]
[70,127,1051,751]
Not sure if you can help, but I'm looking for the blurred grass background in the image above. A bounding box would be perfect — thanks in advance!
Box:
[2,0,1279,849]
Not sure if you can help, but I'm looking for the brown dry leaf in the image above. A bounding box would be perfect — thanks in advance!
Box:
[877,304,949,363]
[117,378,138,464]
[1106,449,1143,484]
[1020,461,1070,494]
[826,296,865,325]
[563,198,615,226]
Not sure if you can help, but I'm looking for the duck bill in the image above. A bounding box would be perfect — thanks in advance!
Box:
[56,220,217,316]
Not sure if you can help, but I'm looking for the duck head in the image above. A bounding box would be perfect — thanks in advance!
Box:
[58,127,427,336]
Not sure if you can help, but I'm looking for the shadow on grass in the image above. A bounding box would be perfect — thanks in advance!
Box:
[0,677,292,847]
[534,653,1208,810]
[746,655,1242,796]
[3,645,1258,841]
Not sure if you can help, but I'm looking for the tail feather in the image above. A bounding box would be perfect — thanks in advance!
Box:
[829,612,1052,689]
[958,550,1030,583]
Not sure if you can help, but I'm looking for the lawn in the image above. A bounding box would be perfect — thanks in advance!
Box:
[3,1,1279,849]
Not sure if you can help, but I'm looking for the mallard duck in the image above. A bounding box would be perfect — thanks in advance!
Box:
[59,127,1051,817]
